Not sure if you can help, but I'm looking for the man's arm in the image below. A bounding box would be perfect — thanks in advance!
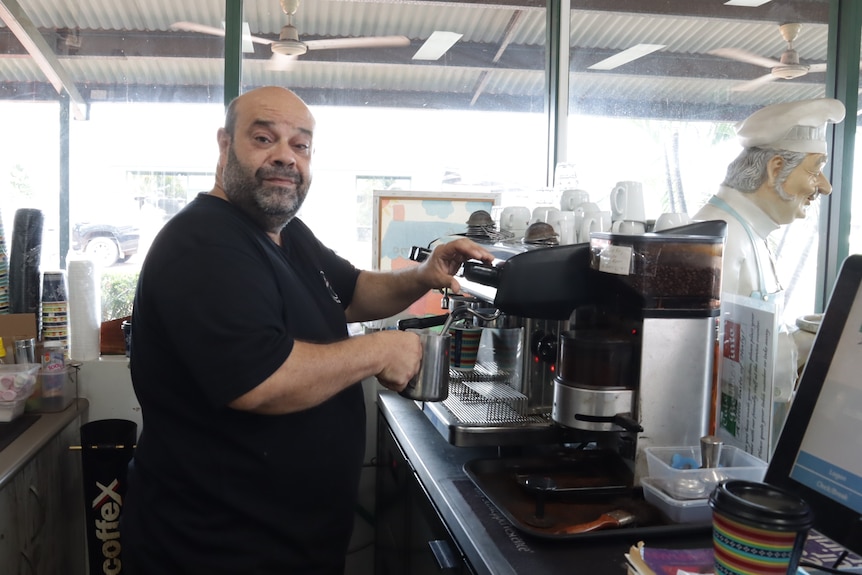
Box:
[228,238,493,415]
[229,329,422,414]
[344,238,494,323]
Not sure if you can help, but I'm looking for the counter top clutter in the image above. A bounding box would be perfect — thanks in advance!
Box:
[375,390,712,575]
[640,445,767,524]
[377,391,862,575]
[0,363,39,421]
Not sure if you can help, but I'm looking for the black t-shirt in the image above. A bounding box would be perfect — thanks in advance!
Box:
[123,193,364,574]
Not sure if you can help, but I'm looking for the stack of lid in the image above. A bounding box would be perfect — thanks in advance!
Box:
[465,210,512,241]
[40,271,69,354]
[522,222,559,246]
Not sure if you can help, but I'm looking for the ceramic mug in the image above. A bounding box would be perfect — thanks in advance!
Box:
[547,210,577,244]
[610,181,646,223]
[560,189,590,212]
[611,220,646,234]
[574,202,601,242]
[531,205,560,225]
[500,206,530,234]
[654,212,692,232]
[579,210,611,243]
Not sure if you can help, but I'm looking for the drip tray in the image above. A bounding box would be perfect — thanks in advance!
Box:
[420,371,561,447]
[463,450,711,541]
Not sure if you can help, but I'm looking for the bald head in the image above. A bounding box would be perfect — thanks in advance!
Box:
[224,86,314,137]
[214,86,316,236]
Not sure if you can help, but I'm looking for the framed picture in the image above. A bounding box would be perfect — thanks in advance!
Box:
[372,191,499,316]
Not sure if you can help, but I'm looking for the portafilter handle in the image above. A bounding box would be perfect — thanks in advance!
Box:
[440,307,501,334]
[462,260,502,287]
[409,245,432,263]
[397,307,501,333]
[397,313,448,331]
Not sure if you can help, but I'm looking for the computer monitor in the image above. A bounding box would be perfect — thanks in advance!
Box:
[766,254,862,555]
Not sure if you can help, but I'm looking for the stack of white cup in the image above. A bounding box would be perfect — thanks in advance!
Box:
[552,163,595,245]
[578,204,611,242]
[499,206,531,239]
[610,181,647,235]
[67,256,102,361]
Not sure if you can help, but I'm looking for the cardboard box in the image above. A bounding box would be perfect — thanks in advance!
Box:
[0,314,38,362]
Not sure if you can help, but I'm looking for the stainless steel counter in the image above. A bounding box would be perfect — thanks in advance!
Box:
[377,390,710,575]
[0,398,89,488]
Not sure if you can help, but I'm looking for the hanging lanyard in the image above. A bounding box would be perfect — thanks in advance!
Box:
[708,196,779,301]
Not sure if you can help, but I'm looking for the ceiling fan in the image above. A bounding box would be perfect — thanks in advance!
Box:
[171,0,410,69]
[708,23,827,92]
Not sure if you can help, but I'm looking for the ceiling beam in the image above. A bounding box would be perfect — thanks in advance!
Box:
[0,78,776,123]
[571,0,829,23]
[0,0,87,119]
[360,0,828,22]
[494,10,526,63]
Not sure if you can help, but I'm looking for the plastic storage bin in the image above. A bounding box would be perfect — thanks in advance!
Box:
[0,363,40,420]
[0,398,27,422]
[645,445,767,483]
[26,366,78,413]
[641,477,712,524]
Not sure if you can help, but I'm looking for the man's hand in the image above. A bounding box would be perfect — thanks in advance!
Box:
[346,238,494,324]
[373,330,423,392]
[418,238,495,294]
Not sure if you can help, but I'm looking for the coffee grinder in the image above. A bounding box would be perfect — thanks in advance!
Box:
[551,222,725,479]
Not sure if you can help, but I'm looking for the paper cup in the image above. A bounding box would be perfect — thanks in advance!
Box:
[449,326,482,371]
[709,480,813,575]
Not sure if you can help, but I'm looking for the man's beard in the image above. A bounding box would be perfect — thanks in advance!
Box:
[222,146,309,233]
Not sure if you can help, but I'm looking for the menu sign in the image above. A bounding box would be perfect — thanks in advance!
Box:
[716,292,780,461]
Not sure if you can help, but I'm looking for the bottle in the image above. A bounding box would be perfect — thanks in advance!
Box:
[0,337,6,364]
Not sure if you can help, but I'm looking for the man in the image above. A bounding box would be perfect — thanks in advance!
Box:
[693,98,845,439]
[122,86,493,574]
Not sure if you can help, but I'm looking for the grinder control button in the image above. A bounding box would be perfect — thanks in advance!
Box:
[531,330,557,363]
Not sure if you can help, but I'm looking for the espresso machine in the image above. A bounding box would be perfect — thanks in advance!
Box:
[410,220,726,481]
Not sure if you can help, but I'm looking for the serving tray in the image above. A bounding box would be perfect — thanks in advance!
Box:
[463,450,712,541]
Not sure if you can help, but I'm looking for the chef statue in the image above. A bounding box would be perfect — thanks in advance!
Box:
[693,97,845,457]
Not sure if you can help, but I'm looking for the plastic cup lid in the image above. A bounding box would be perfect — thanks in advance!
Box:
[709,480,814,531]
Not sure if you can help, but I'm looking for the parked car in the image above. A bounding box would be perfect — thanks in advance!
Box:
[71,222,140,267]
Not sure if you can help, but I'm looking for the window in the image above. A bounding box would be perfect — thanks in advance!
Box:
[0,0,859,328]
[240,0,549,268]
[0,1,226,319]
[565,1,831,324]
[0,102,61,268]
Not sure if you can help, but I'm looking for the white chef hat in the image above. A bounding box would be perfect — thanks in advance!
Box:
[735,98,846,155]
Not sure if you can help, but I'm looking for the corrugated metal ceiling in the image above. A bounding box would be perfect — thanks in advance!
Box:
[0,0,835,116]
